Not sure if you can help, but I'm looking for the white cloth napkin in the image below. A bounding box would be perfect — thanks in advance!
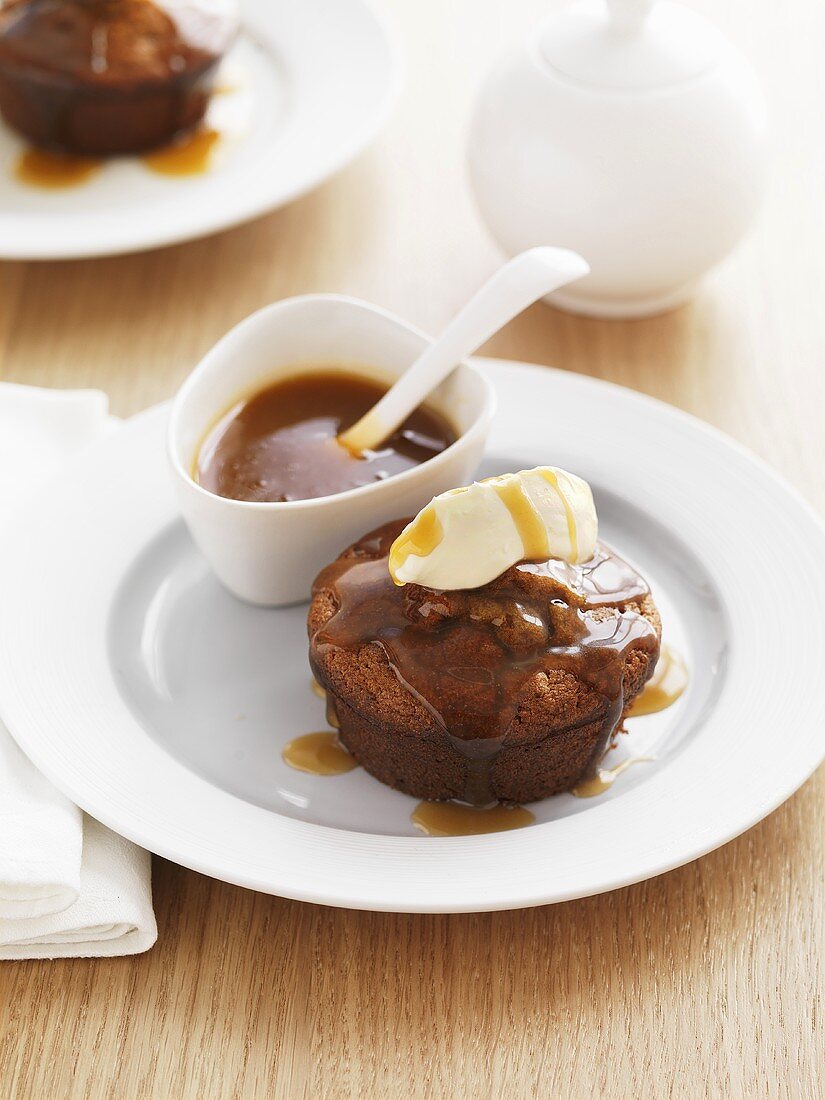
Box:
[0,383,157,958]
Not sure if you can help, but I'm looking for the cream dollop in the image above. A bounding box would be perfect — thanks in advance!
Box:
[388,466,598,590]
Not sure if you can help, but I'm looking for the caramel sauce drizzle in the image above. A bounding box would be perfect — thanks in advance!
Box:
[311,521,660,807]
[389,504,443,584]
[282,732,356,776]
[412,801,535,836]
[490,477,549,560]
[628,644,688,716]
[572,755,654,798]
[538,468,578,561]
[325,697,340,730]
[142,127,220,176]
[15,148,102,189]
[14,126,220,191]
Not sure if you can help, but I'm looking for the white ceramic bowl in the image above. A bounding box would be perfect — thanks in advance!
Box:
[168,295,496,605]
[468,2,768,318]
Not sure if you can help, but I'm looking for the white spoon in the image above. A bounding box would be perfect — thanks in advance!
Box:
[339,246,589,454]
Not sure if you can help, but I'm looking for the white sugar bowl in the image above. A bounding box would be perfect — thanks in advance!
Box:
[468,0,768,318]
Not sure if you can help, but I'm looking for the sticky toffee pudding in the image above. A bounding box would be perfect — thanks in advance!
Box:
[308,519,662,806]
[0,0,238,155]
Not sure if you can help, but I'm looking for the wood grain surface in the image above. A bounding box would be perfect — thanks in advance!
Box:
[1,1,823,1096]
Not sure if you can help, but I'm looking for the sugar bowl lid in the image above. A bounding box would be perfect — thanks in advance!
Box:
[538,0,727,91]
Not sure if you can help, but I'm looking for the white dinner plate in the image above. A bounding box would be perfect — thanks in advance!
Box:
[2,360,824,912]
[0,0,398,260]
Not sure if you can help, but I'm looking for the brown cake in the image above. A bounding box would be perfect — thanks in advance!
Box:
[308,519,662,806]
[0,0,237,155]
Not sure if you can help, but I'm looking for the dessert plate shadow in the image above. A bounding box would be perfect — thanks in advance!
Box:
[2,360,824,912]
[0,0,398,260]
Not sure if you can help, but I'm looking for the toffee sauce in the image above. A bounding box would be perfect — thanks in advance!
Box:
[197,371,456,503]
[14,147,102,187]
[142,126,220,175]
[281,731,356,776]
[412,802,535,836]
[628,643,688,716]
[14,124,221,187]
[571,755,654,798]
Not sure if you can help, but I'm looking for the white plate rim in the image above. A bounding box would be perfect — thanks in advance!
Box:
[1,358,824,912]
[0,0,400,260]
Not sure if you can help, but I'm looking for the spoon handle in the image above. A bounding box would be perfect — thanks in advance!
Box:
[340,247,589,454]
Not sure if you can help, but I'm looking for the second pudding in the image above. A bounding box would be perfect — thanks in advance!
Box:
[0,0,238,155]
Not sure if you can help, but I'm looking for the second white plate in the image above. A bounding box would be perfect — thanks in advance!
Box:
[0,0,398,260]
[1,360,824,911]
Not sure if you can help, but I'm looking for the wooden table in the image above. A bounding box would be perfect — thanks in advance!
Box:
[1,1,822,1095]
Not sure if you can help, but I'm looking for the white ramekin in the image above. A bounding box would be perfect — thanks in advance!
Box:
[168,294,496,605]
